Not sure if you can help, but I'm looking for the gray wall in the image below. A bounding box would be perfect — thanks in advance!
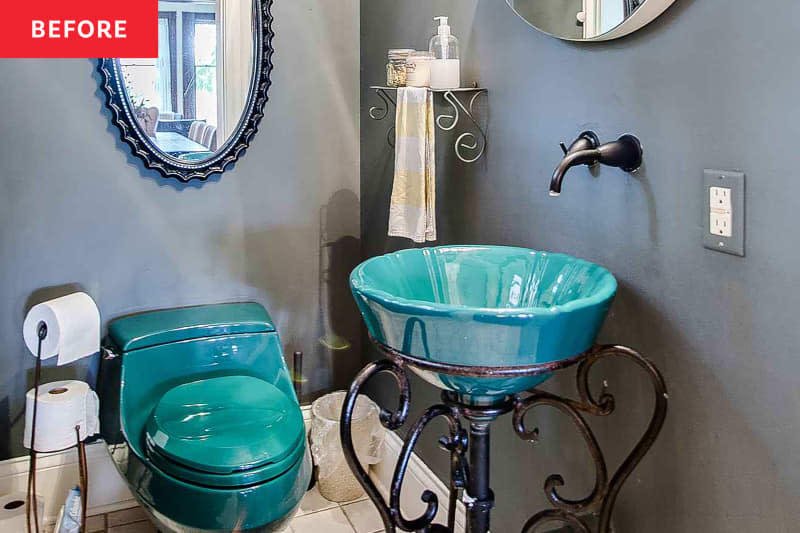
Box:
[0,0,361,460]
[361,1,799,531]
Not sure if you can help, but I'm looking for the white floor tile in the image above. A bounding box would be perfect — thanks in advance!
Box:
[341,493,369,505]
[296,486,338,516]
[291,507,355,533]
[342,499,384,533]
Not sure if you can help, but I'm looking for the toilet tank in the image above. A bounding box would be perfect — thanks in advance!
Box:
[98,303,295,447]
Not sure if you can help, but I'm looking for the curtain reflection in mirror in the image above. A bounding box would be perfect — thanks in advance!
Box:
[218,0,254,142]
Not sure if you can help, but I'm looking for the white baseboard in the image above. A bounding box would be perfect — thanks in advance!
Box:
[0,443,136,527]
[1,406,464,532]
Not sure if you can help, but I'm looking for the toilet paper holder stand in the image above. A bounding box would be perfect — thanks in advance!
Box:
[27,321,90,533]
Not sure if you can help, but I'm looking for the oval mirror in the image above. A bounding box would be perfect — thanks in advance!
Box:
[507,0,676,41]
[99,0,273,182]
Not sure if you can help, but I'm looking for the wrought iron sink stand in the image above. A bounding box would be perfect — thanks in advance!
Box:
[340,341,668,533]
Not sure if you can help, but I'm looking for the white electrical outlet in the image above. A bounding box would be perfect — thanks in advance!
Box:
[710,186,732,210]
[709,186,733,237]
[710,211,732,237]
[703,170,745,256]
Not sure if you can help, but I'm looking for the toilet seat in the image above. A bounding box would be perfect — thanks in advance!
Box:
[145,375,305,488]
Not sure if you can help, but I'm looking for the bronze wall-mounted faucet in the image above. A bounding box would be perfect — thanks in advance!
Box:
[550,131,643,196]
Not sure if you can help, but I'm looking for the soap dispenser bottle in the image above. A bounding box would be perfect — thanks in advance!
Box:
[429,16,460,89]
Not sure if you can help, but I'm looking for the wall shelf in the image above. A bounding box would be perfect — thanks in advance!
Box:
[368,86,488,164]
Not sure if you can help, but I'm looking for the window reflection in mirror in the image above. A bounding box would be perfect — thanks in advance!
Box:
[508,0,644,40]
[587,0,642,38]
[118,0,254,162]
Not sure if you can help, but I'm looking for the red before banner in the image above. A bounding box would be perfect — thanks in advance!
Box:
[0,0,158,58]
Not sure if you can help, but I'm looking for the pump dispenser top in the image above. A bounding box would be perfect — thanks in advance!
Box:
[429,16,460,89]
[434,16,451,40]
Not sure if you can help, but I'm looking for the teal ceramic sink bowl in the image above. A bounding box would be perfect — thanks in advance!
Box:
[350,246,617,401]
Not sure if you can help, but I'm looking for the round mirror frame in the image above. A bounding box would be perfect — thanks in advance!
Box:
[507,0,676,41]
[98,0,274,182]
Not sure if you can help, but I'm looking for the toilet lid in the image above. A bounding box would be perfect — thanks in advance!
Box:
[146,376,304,475]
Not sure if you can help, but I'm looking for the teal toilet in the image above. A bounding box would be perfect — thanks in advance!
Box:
[99,303,311,532]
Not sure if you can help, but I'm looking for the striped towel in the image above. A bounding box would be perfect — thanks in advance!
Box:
[388,87,436,243]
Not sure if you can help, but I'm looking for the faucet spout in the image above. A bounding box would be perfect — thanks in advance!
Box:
[549,149,600,196]
[549,132,643,196]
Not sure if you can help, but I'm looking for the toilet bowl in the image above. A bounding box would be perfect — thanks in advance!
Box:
[98,303,311,532]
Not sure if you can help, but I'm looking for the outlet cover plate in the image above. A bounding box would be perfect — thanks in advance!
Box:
[703,169,745,256]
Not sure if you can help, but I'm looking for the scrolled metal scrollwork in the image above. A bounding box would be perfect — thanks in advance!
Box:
[369,88,396,121]
[521,509,592,533]
[514,345,668,533]
[341,360,409,532]
[340,342,666,533]
[514,391,608,513]
[341,360,466,533]
[390,405,466,532]
[434,94,459,131]
[439,90,487,164]
[367,86,487,164]
[368,88,398,149]
[589,345,668,532]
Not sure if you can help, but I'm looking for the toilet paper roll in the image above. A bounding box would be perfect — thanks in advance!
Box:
[23,293,100,366]
[0,492,44,532]
[24,381,99,452]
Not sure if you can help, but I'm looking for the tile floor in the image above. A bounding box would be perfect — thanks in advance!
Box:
[84,486,385,533]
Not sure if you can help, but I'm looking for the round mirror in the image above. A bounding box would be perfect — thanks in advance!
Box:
[99,0,273,182]
[507,0,676,41]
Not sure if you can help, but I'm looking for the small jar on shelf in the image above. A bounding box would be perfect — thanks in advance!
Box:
[406,51,434,87]
[386,49,414,87]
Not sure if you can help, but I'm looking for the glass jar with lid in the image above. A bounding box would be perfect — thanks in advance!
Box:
[386,49,415,87]
[406,51,434,87]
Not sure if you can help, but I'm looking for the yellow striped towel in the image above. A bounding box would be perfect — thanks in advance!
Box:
[388,87,436,243]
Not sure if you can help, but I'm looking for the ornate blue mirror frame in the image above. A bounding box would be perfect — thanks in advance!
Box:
[98,0,274,183]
